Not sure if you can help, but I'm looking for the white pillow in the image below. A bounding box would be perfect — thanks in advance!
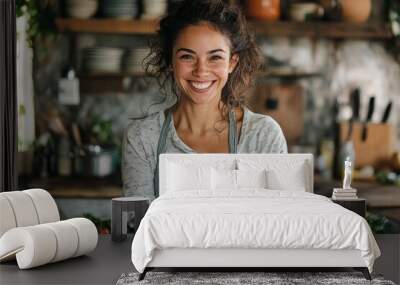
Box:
[212,168,267,190]
[266,167,306,191]
[237,158,308,192]
[212,168,236,190]
[168,162,212,191]
[237,169,267,189]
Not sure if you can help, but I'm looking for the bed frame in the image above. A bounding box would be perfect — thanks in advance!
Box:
[138,154,372,281]
[139,248,371,280]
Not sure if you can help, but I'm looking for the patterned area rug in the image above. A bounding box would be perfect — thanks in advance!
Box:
[116,271,395,285]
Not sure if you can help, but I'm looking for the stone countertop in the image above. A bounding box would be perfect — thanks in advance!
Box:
[24,176,400,205]
[314,177,400,208]
[26,176,123,198]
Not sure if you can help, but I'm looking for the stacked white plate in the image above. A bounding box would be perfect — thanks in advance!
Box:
[102,0,138,19]
[66,0,98,19]
[141,0,167,19]
[123,48,150,74]
[83,47,124,74]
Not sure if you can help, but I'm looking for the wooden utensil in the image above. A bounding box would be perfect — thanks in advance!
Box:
[71,123,82,147]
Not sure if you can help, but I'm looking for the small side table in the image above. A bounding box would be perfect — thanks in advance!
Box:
[331,198,366,218]
[111,197,150,242]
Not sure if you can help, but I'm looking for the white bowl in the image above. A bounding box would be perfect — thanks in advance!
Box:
[142,2,166,15]
[289,3,323,22]
[67,0,98,19]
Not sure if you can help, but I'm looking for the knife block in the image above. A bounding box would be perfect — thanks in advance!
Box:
[339,122,394,168]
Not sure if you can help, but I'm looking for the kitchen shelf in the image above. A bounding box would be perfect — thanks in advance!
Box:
[79,73,149,94]
[251,21,393,39]
[55,18,158,35]
[27,176,122,198]
[56,18,393,39]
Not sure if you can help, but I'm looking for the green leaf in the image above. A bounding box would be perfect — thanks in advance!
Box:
[18,104,26,115]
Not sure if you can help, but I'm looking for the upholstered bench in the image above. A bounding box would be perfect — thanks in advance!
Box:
[0,189,98,269]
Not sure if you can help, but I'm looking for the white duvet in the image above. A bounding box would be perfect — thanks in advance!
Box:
[131,190,380,273]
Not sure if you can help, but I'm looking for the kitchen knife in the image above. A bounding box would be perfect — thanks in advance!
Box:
[361,96,375,142]
[381,101,392,123]
[347,88,361,140]
[351,88,360,120]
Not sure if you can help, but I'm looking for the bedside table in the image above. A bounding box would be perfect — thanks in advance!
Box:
[331,198,366,218]
[111,197,150,241]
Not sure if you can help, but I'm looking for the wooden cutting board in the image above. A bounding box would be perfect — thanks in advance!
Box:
[247,83,304,146]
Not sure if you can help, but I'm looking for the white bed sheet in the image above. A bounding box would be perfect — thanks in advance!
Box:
[131,190,380,273]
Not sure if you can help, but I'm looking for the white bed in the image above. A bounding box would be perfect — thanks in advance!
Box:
[131,154,380,280]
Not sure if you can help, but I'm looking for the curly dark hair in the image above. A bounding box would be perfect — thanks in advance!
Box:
[144,0,262,114]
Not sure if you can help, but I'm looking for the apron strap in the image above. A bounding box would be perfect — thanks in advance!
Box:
[228,108,238,154]
[153,110,172,197]
[153,108,238,197]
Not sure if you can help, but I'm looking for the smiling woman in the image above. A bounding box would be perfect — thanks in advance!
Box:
[122,0,288,199]
[172,24,239,107]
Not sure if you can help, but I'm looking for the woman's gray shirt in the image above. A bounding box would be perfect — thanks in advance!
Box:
[122,107,288,199]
